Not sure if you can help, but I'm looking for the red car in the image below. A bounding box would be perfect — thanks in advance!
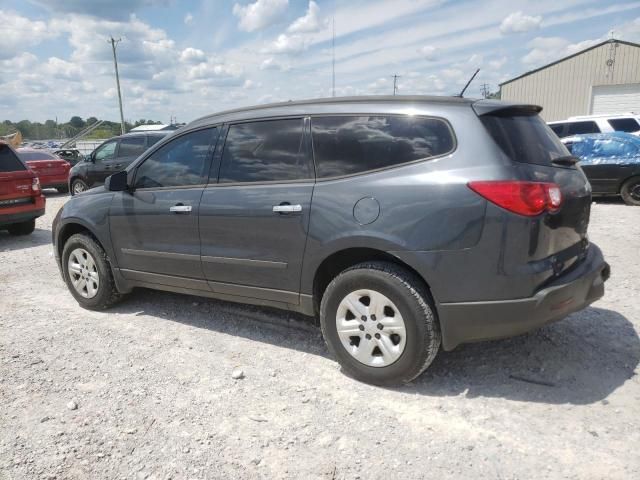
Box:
[0,142,46,235]
[17,148,71,193]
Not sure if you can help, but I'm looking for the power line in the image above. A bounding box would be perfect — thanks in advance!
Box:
[392,74,401,95]
[108,36,126,135]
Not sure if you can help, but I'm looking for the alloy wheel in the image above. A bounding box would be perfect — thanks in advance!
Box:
[335,289,407,367]
[67,248,100,298]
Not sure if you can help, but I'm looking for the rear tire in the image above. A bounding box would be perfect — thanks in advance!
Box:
[62,233,123,310]
[7,219,35,236]
[71,179,88,196]
[320,261,441,386]
[621,177,640,206]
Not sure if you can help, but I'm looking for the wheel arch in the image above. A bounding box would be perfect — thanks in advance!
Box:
[311,247,436,317]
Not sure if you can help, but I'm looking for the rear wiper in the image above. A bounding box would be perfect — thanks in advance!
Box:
[551,155,579,167]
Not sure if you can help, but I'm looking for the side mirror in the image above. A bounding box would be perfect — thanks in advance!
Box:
[87,152,95,163]
[105,170,129,192]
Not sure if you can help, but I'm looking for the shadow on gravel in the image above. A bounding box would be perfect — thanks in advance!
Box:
[0,228,52,252]
[42,190,69,199]
[109,288,328,357]
[111,289,637,404]
[413,307,639,405]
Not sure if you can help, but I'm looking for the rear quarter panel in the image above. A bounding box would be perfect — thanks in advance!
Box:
[301,103,509,297]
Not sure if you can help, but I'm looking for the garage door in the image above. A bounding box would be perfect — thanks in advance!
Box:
[591,83,640,114]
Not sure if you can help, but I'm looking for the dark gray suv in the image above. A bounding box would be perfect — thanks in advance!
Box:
[52,96,609,385]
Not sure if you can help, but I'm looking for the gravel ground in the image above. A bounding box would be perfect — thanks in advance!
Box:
[1,192,639,480]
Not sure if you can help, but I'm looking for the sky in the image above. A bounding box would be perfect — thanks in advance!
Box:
[1,0,640,124]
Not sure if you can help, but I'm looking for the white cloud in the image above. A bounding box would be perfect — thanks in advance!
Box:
[232,0,289,32]
[419,45,438,61]
[42,57,85,80]
[265,33,308,54]
[180,47,206,63]
[288,1,324,33]
[260,57,289,70]
[0,10,57,59]
[184,13,193,25]
[500,11,542,34]
[522,37,569,65]
[522,36,602,66]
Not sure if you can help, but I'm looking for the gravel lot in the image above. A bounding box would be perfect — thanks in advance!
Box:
[1,192,639,480]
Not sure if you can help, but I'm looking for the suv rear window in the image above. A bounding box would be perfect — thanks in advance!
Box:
[481,112,569,166]
[567,121,600,135]
[0,144,27,172]
[608,118,640,133]
[311,115,455,178]
[17,151,57,161]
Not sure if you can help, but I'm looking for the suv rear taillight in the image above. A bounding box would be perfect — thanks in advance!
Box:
[32,177,41,193]
[468,181,563,216]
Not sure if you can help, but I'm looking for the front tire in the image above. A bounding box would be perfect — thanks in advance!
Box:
[62,233,122,310]
[7,219,35,236]
[621,177,640,206]
[71,179,88,196]
[320,261,441,386]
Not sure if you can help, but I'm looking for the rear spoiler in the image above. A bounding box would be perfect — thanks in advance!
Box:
[473,100,542,117]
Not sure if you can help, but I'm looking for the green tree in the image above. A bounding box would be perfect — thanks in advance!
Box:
[69,116,85,129]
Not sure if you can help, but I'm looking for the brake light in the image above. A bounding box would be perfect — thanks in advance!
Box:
[32,177,41,193]
[468,181,563,216]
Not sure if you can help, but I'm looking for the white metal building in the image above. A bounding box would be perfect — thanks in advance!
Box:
[500,39,640,121]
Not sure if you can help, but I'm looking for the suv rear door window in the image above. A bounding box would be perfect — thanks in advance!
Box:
[311,115,454,178]
[0,144,26,172]
[608,118,640,133]
[219,118,311,183]
[135,128,217,188]
[480,112,569,166]
[117,136,146,158]
[566,121,600,135]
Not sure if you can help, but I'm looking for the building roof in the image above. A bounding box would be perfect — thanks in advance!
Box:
[500,39,640,87]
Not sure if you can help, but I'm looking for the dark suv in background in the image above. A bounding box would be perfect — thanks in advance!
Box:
[68,132,169,195]
[52,96,609,386]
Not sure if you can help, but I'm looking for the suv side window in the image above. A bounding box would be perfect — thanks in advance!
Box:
[134,128,217,189]
[311,115,455,178]
[219,118,311,183]
[117,136,146,158]
[566,121,600,135]
[608,118,640,133]
[94,140,118,162]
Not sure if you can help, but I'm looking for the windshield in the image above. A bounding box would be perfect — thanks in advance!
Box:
[481,112,570,166]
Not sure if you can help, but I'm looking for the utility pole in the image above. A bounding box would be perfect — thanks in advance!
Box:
[108,37,126,135]
[480,83,491,99]
[392,74,401,95]
[331,16,336,97]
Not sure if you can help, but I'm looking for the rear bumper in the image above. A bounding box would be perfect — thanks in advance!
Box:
[0,208,45,227]
[438,243,609,351]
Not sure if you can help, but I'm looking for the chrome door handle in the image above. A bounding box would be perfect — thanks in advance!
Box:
[273,204,302,213]
[170,205,192,213]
